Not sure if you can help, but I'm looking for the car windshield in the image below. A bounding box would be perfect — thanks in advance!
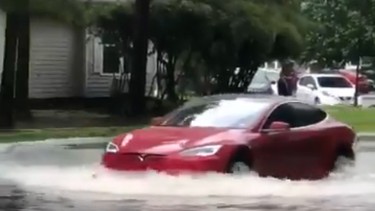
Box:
[160,99,270,129]
[317,76,352,88]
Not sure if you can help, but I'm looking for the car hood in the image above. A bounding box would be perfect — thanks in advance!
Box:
[320,87,355,98]
[113,126,248,155]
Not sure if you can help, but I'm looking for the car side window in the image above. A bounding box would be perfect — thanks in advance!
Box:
[263,104,295,129]
[288,102,327,127]
[263,102,327,129]
[299,77,307,85]
[299,76,317,88]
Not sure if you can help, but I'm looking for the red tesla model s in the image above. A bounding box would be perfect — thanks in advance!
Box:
[101,94,357,180]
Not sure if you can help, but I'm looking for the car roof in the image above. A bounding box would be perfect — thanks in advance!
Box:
[300,73,345,78]
[182,94,298,108]
[258,68,280,73]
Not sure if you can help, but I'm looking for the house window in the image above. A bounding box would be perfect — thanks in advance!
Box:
[102,33,121,74]
[103,44,120,74]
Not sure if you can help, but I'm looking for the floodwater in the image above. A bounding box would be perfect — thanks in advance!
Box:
[0,137,375,211]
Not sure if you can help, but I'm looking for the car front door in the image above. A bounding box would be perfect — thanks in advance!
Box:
[286,102,331,178]
[304,77,319,104]
[296,77,310,102]
[253,102,329,179]
[297,76,318,104]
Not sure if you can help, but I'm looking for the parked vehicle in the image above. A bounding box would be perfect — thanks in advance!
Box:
[101,94,357,180]
[247,68,279,94]
[339,69,372,94]
[296,73,355,105]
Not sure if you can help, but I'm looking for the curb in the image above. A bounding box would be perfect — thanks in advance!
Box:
[358,133,375,140]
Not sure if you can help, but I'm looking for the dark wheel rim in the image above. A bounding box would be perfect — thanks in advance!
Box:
[229,161,251,174]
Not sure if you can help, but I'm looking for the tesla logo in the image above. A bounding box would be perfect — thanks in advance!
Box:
[138,154,146,162]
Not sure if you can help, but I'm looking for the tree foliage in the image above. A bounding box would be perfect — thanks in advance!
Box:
[0,0,310,123]
[95,0,309,100]
[302,0,375,67]
[0,0,87,24]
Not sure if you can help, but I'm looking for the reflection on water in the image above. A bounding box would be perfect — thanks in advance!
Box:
[0,183,26,211]
[0,137,375,211]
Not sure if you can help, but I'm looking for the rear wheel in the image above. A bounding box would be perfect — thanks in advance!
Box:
[333,147,355,171]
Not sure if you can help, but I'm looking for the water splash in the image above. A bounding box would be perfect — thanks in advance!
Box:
[1,162,375,199]
[0,137,375,202]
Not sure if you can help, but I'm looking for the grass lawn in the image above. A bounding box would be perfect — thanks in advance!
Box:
[0,126,143,143]
[0,106,374,143]
[324,106,375,132]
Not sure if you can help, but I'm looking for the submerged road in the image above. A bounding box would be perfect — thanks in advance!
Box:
[0,137,375,211]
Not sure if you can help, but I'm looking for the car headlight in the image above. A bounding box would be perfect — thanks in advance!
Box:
[322,91,333,97]
[179,145,222,157]
[105,142,119,153]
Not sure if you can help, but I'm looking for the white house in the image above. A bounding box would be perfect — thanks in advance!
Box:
[0,6,157,99]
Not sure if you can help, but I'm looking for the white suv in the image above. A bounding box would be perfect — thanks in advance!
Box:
[247,69,279,94]
[296,73,355,105]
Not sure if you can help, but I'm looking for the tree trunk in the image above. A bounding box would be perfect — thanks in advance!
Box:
[216,68,230,93]
[15,11,31,119]
[166,55,178,101]
[354,35,362,107]
[0,13,19,129]
[156,50,163,99]
[129,0,151,116]
[354,56,361,107]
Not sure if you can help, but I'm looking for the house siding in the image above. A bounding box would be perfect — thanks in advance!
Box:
[0,9,6,84]
[28,18,82,99]
[25,17,157,99]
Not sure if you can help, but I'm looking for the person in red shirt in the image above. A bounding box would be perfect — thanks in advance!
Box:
[277,61,297,96]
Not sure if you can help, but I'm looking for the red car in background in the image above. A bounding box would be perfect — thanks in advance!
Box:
[339,69,372,94]
[101,94,357,180]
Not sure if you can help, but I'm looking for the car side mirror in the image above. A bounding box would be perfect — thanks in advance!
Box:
[261,121,290,133]
[306,84,315,90]
[150,117,163,126]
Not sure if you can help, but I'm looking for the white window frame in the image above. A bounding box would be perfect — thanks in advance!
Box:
[93,36,122,76]
[91,38,157,77]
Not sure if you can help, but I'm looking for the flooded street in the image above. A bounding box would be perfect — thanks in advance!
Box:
[1,137,375,211]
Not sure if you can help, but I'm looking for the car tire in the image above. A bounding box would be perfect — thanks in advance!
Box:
[227,161,251,175]
[333,147,355,171]
[226,147,252,175]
